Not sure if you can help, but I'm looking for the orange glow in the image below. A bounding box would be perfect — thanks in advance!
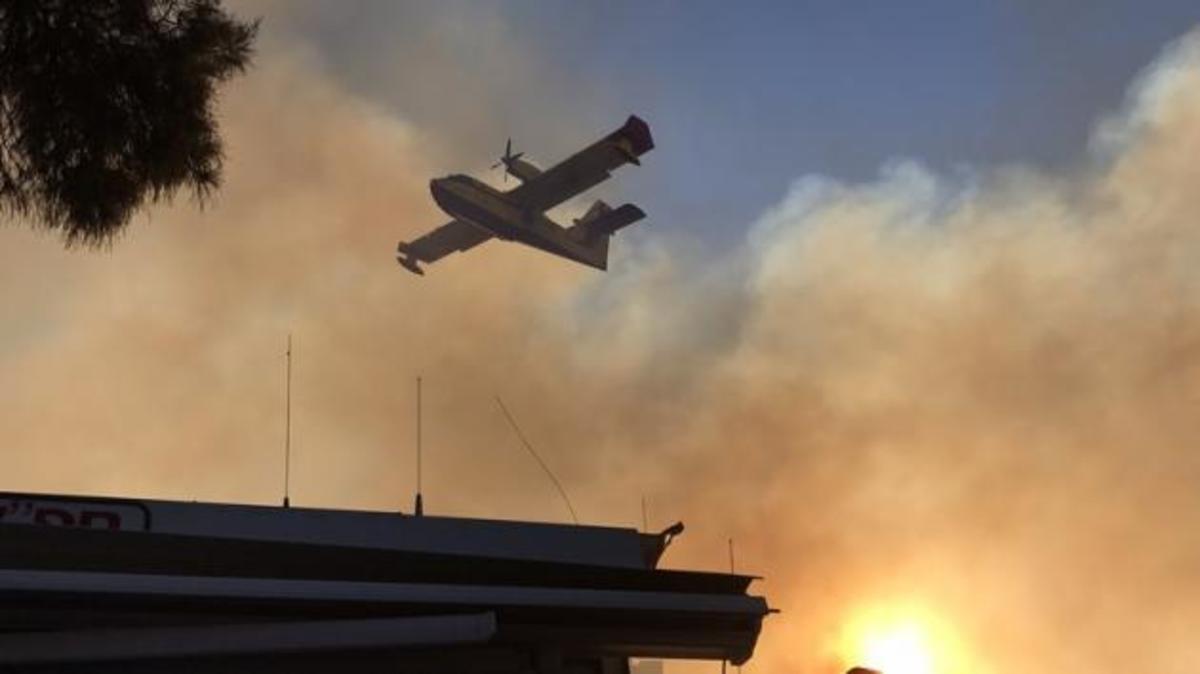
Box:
[859,622,933,674]
[836,600,968,674]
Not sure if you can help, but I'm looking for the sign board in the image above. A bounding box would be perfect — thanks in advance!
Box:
[0,496,149,531]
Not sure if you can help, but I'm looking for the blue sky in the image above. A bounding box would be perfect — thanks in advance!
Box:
[272,2,1200,247]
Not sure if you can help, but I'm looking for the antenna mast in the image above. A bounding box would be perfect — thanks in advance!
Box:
[414,376,424,516]
[728,538,741,674]
[283,333,292,508]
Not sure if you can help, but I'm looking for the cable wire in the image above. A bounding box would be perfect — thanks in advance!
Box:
[495,396,579,524]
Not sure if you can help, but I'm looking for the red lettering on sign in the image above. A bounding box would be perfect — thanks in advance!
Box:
[34,507,74,527]
[80,510,121,530]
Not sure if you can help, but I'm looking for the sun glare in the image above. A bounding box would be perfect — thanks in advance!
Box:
[837,601,965,674]
[859,622,934,674]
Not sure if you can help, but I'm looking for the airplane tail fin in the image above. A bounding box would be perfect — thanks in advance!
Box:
[567,201,645,270]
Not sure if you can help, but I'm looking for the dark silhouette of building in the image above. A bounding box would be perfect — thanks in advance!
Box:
[0,491,768,673]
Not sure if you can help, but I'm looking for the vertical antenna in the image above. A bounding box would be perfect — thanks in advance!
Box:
[283,334,292,508]
[728,538,741,674]
[641,495,649,531]
[414,376,424,516]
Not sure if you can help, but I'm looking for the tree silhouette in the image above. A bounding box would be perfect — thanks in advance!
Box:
[0,0,257,245]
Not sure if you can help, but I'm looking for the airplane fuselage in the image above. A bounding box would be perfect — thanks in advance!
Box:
[430,175,605,269]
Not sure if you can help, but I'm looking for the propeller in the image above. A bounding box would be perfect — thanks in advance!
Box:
[490,138,525,182]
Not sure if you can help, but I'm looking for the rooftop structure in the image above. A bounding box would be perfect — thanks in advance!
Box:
[0,491,769,673]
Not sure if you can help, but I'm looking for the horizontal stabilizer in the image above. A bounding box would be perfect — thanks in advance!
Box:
[575,203,645,239]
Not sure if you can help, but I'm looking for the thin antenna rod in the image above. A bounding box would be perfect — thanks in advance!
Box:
[414,376,424,516]
[729,538,740,674]
[283,334,292,508]
[641,495,649,532]
[495,396,579,524]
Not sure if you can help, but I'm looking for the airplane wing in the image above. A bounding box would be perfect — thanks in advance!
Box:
[506,116,653,213]
[396,219,492,275]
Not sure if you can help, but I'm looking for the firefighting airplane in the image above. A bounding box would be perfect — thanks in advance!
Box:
[397,115,654,275]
